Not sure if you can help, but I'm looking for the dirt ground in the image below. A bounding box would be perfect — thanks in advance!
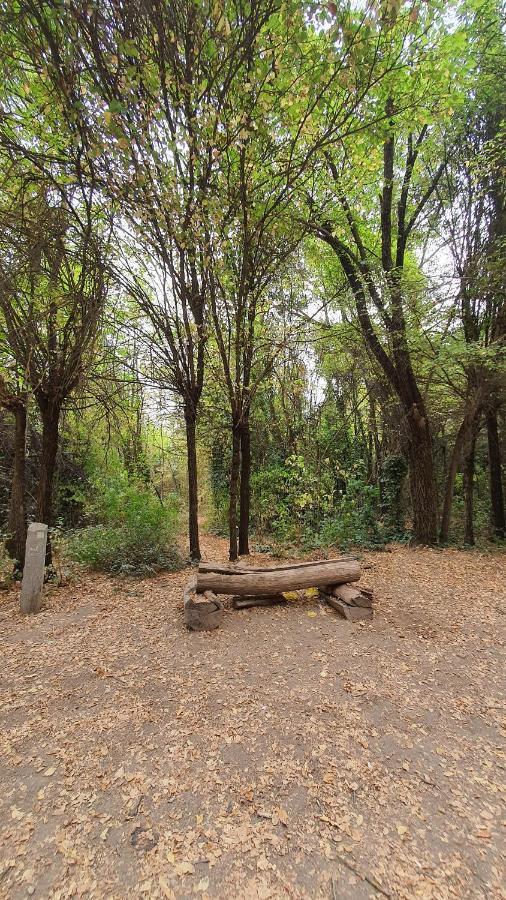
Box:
[1,536,505,900]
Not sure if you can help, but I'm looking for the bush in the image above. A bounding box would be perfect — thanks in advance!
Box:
[303,480,384,550]
[66,475,181,575]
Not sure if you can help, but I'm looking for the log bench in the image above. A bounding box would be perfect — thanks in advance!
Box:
[184,558,374,630]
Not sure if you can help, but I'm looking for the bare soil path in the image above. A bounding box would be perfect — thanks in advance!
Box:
[1,536,505,900]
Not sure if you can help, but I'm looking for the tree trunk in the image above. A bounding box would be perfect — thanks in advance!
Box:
[36,403,60,565]
[5,403,27,568]
[238,415,251,556]
[440,398,483,544]
[486,405,505,539]
[463,421,480,546]
[229,420,241,561]
[184,408,201,563]
[406,419,438,545]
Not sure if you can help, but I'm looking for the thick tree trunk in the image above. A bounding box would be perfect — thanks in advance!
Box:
[5,403,27,568]
[36,403,60,565]
[184,408,201,563]
[486,405,505,539]
[406,419,438,545]
[238,416,251,556]
[229,420,241,561]
[463,422,480,546]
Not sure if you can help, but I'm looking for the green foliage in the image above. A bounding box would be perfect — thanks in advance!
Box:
[307,481,384,551]
[250,457,385,550]
[67,475,181,575]
[0,541,14,588]
[380,455,409,539]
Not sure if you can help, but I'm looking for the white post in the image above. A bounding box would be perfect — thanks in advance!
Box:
[20,523,48,615]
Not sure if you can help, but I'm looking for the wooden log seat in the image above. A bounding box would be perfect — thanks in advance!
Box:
[195,557,360,597]
[184,558,374,629]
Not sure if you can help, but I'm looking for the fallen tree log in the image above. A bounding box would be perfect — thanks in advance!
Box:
[196,558,360,596]
[325,583,373,608]
[232,594,287,609]
[198,556,357,576]
[183,579,223,631]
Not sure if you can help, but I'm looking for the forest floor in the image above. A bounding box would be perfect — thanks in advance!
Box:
[0,535,505,900]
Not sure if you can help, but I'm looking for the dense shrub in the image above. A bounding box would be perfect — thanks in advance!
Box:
[66,475,181,575]
[250,457,386,549]
[302,480,386,550]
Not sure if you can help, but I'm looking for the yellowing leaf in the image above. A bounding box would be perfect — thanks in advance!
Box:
[175,862,195,877]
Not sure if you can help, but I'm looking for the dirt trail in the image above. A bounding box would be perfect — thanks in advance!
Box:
[1,536,505,899]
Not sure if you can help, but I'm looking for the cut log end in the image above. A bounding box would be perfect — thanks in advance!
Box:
[324,583,374,609]
[183,579,223,631]
[319,588,374,622]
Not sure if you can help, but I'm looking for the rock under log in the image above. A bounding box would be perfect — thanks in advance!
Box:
[183,579,223,631]
[196,558,360,597]
[232,594,288,609]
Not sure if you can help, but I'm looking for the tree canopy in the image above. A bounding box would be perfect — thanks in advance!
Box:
[0,0,504,568]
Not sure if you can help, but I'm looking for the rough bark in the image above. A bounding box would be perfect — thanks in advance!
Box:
[486,405,505,539]
[36,402,60,565]
[406,418,439,545]
[463,422,480,545]
[184,408,201,563]
[238,415,251,556]
[5,402,27,567]
[229,420,241,561]
[196,558,361,596]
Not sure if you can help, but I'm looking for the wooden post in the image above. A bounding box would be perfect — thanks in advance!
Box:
[20,523,48,615]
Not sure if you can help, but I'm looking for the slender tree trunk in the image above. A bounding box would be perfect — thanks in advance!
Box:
[229,419,241,561]
[406,420,438,545]
[463,422,480,546]
[184,407,201,563]
[439,421,467,544]
[6,403,27,568]
[36,402,60,565]
[486,405,505,539]
[238,414,251,556]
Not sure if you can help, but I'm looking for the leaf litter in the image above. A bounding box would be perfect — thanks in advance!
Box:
[0,536,504,899]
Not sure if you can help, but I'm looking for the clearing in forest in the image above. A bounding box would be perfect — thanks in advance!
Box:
[1,538,505,900]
